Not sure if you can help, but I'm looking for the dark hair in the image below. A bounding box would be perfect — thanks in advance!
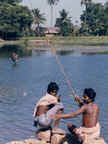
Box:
[83,88,96,102]
[47,82,59,94]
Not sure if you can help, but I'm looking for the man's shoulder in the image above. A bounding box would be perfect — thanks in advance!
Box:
[92,103,99,108]
[38,93,58,105]
[79,104,88,111]
[94,103,99,110]
[86,103,98,107]
[87,103,99,111]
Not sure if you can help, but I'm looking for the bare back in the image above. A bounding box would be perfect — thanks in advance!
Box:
[82,103,99,128]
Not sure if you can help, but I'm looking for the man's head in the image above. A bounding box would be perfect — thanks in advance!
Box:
[83,88,96,103]
[47,82,59,96]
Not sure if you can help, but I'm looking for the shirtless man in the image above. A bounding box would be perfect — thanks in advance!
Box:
[33,82,64,131]
[53,88,101,142]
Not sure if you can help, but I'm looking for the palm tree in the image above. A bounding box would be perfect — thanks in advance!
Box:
[81,0,92,24]
[32,8,46,36]
[47,0,60,26]
[55,9,73,36]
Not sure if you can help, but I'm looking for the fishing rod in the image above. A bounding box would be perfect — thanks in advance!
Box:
[46,36,79,105]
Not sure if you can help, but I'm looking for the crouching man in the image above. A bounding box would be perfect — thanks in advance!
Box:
[53,88,101,143]
[33,82,65,142]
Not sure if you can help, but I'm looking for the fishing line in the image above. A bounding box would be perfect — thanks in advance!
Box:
[46,37,79,105]
[23,0,77,99]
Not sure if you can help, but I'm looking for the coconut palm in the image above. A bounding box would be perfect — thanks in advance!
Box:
[55,9,73,36]
[32,8,46,36]
[47,0,60,26]
[81,0,92,24]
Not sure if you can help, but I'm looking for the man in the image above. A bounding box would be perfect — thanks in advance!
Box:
[33,82,64,132]
[53,88,101,143]
[10,52,19,64]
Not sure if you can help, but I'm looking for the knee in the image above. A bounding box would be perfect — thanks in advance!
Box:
[56,103,64,112]
[58,103,64,109]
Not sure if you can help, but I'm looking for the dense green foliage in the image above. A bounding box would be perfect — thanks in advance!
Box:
[80,1,108,36]
[32,9,46,36]
[0,0,22,5]
[0,0,108,39]
[0,0,33,40]
[55,9,73,36]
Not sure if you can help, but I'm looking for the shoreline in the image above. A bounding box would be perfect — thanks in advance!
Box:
[31,45,108,54]
[0,36,108,54]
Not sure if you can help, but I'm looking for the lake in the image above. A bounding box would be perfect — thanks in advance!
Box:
[0,45,108,143]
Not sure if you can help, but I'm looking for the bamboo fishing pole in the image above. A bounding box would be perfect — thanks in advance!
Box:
[46,36,79,104]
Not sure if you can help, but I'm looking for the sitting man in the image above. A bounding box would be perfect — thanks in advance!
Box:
[53,88,101,143]
[33,82,65,141]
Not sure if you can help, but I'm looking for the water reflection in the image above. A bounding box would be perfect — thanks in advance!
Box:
[32,49,75,56]
[1,45,108,59]
[56,50,75,56]
[0,45,32,58]
[32,49,52,56]
[81,51,108,55]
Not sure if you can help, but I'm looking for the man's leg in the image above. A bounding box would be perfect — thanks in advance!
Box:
[37,114,52,127]
[53,109,63,128]
[67,123,83,144]
[67,123,77,135]
[47,103,64,117]
[47,103,65,134]
[47,103,64,128]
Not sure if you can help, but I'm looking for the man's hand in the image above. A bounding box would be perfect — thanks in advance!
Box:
[74,95,83,107]
[74,95,81,103]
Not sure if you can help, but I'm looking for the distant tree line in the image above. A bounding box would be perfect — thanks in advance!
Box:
[80,1,108,36]
[0,0,33,40]
[0,0,108,40]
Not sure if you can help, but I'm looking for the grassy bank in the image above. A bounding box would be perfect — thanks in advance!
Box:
[22,36,108,46]
[0,36,108,47]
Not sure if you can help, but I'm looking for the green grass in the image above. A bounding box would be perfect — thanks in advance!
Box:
[1,36,108,47]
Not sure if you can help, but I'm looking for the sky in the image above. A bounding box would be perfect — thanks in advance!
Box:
[21,0,107,27]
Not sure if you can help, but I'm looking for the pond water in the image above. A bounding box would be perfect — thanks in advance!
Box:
[0,45,108,143]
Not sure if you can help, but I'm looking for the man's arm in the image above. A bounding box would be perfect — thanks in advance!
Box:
[74,96,84,107]
[54,105,87,120]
